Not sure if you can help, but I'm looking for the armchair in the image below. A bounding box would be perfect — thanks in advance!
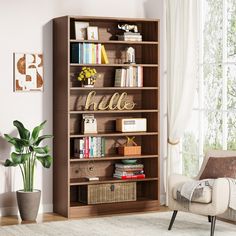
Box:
[168,150,236,236]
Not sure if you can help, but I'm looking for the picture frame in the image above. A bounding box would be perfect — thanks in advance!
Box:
[75,21,89,40]
[87,26,99,40]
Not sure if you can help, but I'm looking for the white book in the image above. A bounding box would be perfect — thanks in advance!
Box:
[137,66,143,87]
[97,44,102,64]
[93,137,97,157]
[97,137,102,157]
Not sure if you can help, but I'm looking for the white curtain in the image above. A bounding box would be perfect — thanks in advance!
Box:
[165,0,199,204]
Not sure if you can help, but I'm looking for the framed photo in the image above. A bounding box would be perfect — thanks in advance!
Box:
[87,26,99,40]
[75,21,89,40]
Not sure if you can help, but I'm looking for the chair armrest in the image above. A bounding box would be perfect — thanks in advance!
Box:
[211,178,230,214]
[168,174,194,193]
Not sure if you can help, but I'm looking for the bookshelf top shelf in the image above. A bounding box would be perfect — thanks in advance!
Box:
[70,39,158,45]
[70,177,158,186]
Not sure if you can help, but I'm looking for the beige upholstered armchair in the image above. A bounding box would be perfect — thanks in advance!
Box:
[168,150,236,236]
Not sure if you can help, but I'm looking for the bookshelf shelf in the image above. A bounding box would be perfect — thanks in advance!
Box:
[53,16,160,218]
[70,177,158,186]
[70,154,158,162]
[70,39,158,45]
[70,131,158,138]
[70,87,158,90]
[70,63,158,67]
[69,109,158,114]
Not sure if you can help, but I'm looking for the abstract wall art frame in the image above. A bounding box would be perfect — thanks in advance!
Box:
[14,53,44,92]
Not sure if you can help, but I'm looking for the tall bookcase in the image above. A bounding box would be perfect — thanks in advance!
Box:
[53,16,160,218]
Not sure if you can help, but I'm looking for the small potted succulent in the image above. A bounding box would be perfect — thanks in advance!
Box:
[77,67,97,87]
[3,120,53,221]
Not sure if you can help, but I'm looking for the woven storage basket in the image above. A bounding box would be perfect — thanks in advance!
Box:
[118,137,141,156]
[78,182,136,204]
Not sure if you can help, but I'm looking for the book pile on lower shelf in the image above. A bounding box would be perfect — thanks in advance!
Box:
[113,163,145,179]
[71,43,108,64]
[114,66,143,87]
[74,137,105,158]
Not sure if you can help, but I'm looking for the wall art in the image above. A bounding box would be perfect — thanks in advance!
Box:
[14,53,43,92]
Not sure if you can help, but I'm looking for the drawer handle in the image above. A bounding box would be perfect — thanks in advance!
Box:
[110,184,115,191]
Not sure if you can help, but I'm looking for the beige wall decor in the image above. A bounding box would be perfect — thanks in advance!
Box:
[14,53,43,91]
[85,91,136,111]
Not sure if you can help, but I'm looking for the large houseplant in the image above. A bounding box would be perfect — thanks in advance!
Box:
[4,120,53,221]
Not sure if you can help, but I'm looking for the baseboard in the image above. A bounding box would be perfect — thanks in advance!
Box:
[0,204,53,217]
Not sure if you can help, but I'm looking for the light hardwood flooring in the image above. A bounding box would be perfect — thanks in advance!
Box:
[0,206,169,226]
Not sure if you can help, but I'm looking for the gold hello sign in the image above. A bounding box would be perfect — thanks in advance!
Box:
[85,91,135,111]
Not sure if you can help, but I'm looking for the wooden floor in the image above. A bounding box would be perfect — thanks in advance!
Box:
[0,206,169,226]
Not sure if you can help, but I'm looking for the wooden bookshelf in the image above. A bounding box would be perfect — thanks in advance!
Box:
[53,16,160,218]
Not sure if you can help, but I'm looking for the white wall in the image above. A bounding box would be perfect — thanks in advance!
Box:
[0,0,165,216]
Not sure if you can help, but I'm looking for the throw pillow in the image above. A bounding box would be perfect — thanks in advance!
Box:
[199,156,236,180]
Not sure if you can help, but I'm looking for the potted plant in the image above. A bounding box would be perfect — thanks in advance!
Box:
[77,67,97,87]
[3,120,53,221]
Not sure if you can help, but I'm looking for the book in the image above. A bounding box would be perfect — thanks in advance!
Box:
[84,137,89,158]
[101,45,109,64]
[101,137,105,157]
[97,44,102,64]
[115,163,144,169]
[115,167,144,172]
[113,174,145,179]
[114,69,126,87]
[115,170,144,176]
[71,43,79,63]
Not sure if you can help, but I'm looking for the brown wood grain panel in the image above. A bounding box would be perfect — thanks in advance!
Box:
[53,16,69,217]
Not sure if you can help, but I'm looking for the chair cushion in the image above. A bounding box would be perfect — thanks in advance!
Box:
[199,156,236,180]
[172,185,212,204]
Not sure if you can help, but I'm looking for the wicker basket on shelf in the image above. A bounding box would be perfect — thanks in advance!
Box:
[118,137,141,156]
[78,182,136,204]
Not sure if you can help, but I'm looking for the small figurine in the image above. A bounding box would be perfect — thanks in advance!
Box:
[125,47,135,64]
[118,24,138,33]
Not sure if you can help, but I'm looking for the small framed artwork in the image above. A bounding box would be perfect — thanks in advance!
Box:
[14,53,43,92]
[75,21,89,40]
[87,26,99,40]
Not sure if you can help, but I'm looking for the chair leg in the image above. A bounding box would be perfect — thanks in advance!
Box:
[210,216,216,236]
[208,215,211,222]
[168,210,178,230]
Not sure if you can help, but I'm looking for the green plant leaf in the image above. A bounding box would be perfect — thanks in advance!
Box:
[4,134,24,152]
[11,152,30,165]
[13,120,30,140]
[4,159,18,167]
[31,120,47,142]
[34,135,53,146]
[36,155,52,168]
[34,146,50,154]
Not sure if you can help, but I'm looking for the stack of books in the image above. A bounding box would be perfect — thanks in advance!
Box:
[114,66,143,87]
[74,137,105,158]
[113,163,145,179]
[117,32,142,42]
[71,43,108,64]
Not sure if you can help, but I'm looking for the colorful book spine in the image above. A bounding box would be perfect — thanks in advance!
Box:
[79,139,84,158]
[71,43,79,63]
[84,137,89,158]
[113,174,145,179]
[101,45,109,64]
[101,137,105,157]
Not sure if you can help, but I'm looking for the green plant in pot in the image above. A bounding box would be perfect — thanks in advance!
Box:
[3,120,53,221]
